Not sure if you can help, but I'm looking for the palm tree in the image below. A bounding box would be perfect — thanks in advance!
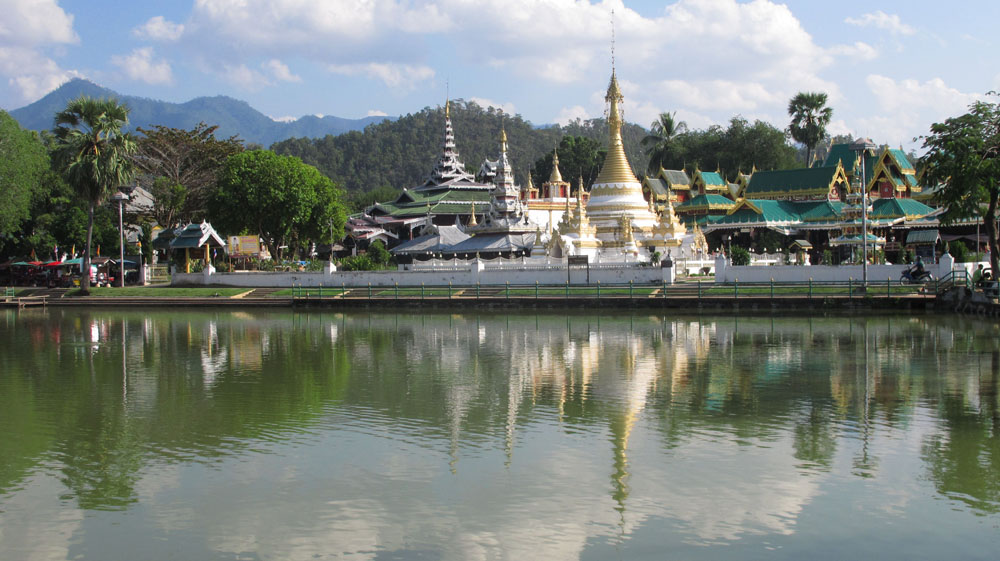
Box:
[53,96,137,294]
[787,92,833,167]
[642,112,687,174]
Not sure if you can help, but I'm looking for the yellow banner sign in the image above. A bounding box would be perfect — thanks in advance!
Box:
[228,236,261,257]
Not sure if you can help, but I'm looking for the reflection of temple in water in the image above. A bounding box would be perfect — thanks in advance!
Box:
[3,309,999,560]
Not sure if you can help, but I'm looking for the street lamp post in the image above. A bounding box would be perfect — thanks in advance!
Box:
[111,191,129,288]
[851,138,876,285]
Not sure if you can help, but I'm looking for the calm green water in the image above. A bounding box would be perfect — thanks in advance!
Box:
[1,309,998,561]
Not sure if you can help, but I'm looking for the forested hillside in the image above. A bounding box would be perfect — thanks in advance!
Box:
[270,100,649,194]
[9,78,390,146]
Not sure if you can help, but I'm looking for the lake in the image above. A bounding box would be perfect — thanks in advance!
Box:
[1,308,998,560]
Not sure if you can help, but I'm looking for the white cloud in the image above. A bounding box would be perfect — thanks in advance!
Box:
[111,47,173,85]
[829,41,878,61]
[845,11,915,36]
[0,0,77,46]
[366,109,388,117]
[132,16,185,41]
[866,75,979,114]
[270,115,297,122]
[554,105,590,127]
[222,64,269,89]
[468,97,516,116]
[327,62,433,89]
[0,46,80,101]
[262,59,301,82]
[854,75,981,147]
[0,0,79,102]
[190,0,452,47]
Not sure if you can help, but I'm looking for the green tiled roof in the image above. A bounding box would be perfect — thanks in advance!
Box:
[824,143,876,175]
[644,177,670,197]
[676,194,734,212]
[870,197,935,220]
[661,169,691,187]
[708,199,845,229]
[906,229,940,244]
[374,188,492,217]
[744,166,843,197]
[824,144,857,171]
[795,200,844,222]
[889,149,915,172]
[700,171,726,187]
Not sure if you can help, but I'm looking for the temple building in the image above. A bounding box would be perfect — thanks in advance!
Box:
[445,127,539,257]
[367,101,493,239]
[551,69,696,260]
[522,151,577,235]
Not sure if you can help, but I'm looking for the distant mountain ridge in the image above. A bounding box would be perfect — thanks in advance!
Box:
[7,78,392,146]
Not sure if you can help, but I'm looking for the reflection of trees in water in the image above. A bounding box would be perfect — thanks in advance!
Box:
[922,350,1000,513]
[1,310,999,514]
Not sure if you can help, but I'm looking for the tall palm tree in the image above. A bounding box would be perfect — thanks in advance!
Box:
[787,92,833,167]
[53,96,136,294]
[642,112,687,174]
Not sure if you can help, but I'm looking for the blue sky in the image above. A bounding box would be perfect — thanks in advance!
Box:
[2,0,997,150]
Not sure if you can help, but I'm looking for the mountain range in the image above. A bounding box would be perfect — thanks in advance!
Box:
[7,78,392,146]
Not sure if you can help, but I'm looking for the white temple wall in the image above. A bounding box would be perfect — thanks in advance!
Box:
[172,261,674,288]
[714,254,958,283]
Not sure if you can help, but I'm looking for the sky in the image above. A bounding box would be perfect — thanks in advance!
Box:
[1,0,998,151]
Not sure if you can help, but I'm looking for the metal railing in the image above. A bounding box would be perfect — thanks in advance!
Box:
[290,278,933,303]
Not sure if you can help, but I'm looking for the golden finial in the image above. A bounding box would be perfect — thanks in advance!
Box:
[468,203,477,226]
[549,149,564,183]
[594,69,637,186]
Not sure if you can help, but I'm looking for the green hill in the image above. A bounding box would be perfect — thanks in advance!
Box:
[271,99,649,193]
[8,78,390,145]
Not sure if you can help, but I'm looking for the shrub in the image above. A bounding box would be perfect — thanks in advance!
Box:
[339,255,378,271]
[730,246,751,266]
[949,240,970,262]
[368,239,392,265]
[822,249,834,265]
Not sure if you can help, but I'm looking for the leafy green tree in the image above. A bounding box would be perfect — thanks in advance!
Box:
[148,177,187,233]
[52,96,137,293]
[0,111,49,244]
[719,117,798,175]
[788,92,833,167]
[348,185,402,213]
[133,122,244,224]
[209,150,347,261]
[642,112,687,174]
[921,95,1000,275]
[531,136,606,190]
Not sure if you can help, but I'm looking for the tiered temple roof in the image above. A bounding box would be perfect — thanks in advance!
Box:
[416,102,491,192]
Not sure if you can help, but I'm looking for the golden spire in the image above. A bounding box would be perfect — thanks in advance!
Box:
[594,71,639,185]
[525,168,534,189]
[550,149,564,183]
[445,98,450,118]
[468,202,477,226]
